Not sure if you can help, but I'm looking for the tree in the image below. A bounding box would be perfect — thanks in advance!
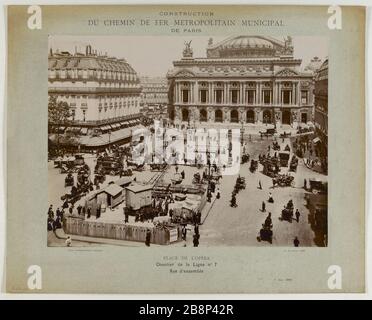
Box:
[48,95,72,154]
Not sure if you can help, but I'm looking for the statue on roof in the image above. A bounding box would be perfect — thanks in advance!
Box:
[208,37,213,46]
[183,40,193,58]
[284,36,293,55]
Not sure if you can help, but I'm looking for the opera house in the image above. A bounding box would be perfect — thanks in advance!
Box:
[167,36,315,128]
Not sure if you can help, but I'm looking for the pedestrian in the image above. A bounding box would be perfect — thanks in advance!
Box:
[293,237,300,247]
[230,193,237,208]
[258,180,262,190]
[207,191,212,203]
[295,209,300,223]
[87,207,91,219]
[145,229,151,247]
[268,192,274,203]
[211,181,216,193]
[194,223,199,235]
[262,201,266,212]
[175,165,179,173]
[96,206,101,219]
[216,188,220,200]
[193,234,199,247]
[197,210,201,224]
[65,236,72,247]
[181,170,185,180]
[304,178,307,190]
[182,226,187,241]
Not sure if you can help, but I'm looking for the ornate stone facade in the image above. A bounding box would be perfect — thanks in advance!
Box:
[167,36,315,127]
[48,45,142,134]
[139,76,168,120]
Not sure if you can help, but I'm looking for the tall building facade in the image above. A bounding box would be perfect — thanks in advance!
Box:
[48,45,142,137]
[313,58,328,156]
[139,76,168,120]
[314,58,328,139]
[167,36,314,128]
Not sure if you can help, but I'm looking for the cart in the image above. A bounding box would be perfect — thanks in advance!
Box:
[272,174,294,187]
[64,173,74,187]
[309,179,328,195]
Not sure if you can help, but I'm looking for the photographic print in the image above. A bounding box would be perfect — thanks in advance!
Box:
[6,5,364,293]
[47,35,328,247]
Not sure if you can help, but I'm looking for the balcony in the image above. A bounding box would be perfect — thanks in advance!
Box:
[49,113,142,127]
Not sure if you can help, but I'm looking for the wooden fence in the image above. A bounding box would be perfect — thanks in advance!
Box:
[63,216,181,245]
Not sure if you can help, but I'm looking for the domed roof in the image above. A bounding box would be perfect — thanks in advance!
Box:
[220,36,274,50]
[206,36,287,58]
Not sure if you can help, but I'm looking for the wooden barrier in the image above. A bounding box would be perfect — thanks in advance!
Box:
[63,216,181,245]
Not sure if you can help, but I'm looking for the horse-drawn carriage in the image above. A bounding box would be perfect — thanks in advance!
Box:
[192,172,202,184]
[272,141,281,151]
[235,176,246,192]
[289,155,299,172]
[64,173,74,187]
[171,173,183,185]
[257,226,273,243]
[278,151,291,167]
[94,173,105,186]
[250,159,258,173]
[272,174,295,187]
[150,163,168,171]
[259,128,276,138]
[279,200,294,222]
[262,158,280,178]
[280,131,291,139]
[308,179,328,195]
[77,166,91,187]
[95,155,123,175]
[241,153,250,164]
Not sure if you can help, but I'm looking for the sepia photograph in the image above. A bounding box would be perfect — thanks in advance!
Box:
[47,35,328,248]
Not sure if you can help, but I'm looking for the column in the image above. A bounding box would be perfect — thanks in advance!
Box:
[208,82,212,103]
[176,82,180,103]
[258,82,261,105]
[240,82,243,104]
[226,82,230,104]
[194,81,199,104]
[297,81,301,107]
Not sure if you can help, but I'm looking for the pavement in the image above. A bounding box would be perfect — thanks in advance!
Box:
[198,137,327,247]
[48,126,327,247]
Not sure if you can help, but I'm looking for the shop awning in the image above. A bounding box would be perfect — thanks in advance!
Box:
[66,127,81,134]
[313,137,321,144]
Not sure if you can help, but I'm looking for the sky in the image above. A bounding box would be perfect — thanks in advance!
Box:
[49,35,328,77]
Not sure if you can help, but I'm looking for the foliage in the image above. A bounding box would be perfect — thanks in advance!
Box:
[48,95,72,124]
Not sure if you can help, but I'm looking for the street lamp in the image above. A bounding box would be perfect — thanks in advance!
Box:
[240,120,244,146]
[108,129,112,151]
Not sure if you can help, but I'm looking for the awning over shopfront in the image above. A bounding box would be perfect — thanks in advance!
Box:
[313,137,321,144]
[101,125,110,131]
[81,128,88,135]
[66,127,82,134]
